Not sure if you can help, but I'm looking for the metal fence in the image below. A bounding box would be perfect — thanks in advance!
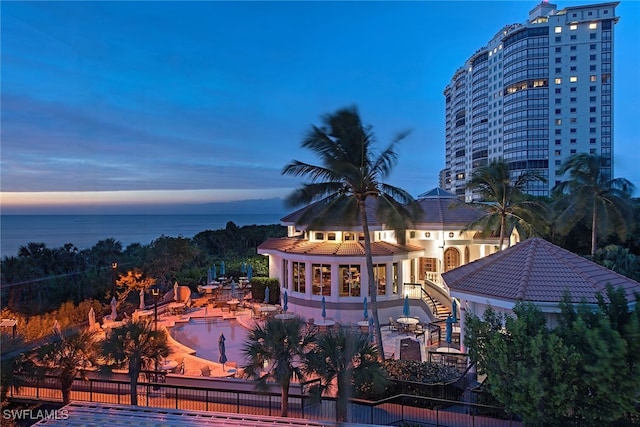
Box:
[9,374,521,426]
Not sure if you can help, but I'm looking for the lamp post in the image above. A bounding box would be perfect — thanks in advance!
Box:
[150,285,160,331]
[111,262,118,299]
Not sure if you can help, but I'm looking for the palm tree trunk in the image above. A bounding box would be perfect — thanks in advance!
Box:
[129,367,140,406]
[360,203,385,361]
[591,198,598,258]
[281,382,290,417]
[499,213,507,250]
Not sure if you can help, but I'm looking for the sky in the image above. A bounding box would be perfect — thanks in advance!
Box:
[2,1,639,214]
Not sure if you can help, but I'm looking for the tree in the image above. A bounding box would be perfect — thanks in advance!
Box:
[100,320,170,406]
[282,106,421,360]
[304,327,386,421]
[463,160,547,249]
[1,348,37,406]
[90,238,123,275]
[465,302,580,425]
[241,317,315,417]
[115,269,157,306]
[36,329,99,404]
[553,153,635,258]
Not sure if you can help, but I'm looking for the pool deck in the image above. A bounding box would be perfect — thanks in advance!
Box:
[155,302,438,381]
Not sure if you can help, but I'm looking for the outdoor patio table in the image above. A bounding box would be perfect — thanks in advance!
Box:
[397,316,419,333]
[201,285,218,294]
[259,305,278,313]
[226,299,240,311]
[314,319,336,327]
[275,313,295,320]
[357,320,370,332]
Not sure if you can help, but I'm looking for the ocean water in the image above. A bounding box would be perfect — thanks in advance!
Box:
[0,214,283,258]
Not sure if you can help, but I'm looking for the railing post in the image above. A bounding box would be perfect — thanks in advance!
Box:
[117,383,121,405]
[236,392,240,413]
[206,390,209,411]
[175,386,179,409]
[89,380,93,402]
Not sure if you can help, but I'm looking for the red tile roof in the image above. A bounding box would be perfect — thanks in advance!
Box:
[280,187,483,229]
[443,238,640,304]
[258,237,424,257]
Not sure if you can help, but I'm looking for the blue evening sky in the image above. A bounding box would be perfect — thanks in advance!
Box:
[2,1,639,213]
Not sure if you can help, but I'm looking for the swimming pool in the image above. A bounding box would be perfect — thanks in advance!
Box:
[169,318,250,366]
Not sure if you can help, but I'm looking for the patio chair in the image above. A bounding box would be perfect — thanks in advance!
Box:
[388,317,399,332]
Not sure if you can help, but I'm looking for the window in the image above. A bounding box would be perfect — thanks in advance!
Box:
[570,118,577,123]
[339,264,359,297]
[570,45,577,51]
[590,44,596,50]
[555,139,561,145]
[313,263,332,296]
[590,117,596,123]
[570,128,577,134]
[328,233,336,241]
[343,232,356,241]
[589,22,597,30]
[571,35,577,40]
[555,26,562,33]
[555,78,562,84]
[590,86,596,92]
[314,232,324,240]
[590,149,596,154]
[424,232,431,238]
[570,66,577,72]
[590,75,597,82]
[555,149,561,156]
[555,57,562,63]
[590,65,596,71]
[555,119,562,125]
[555,88,561,94]
[555,36,562,42]
[555,47,562,53]
[570,24,578,30]
[590,96,596,102]
[555,67,562,73]
[570,149,577,154]
[590,138,596,144]
[570,56,577,61]
[590,54,596,60]
[570,107,577,113]
[590,106,596,112]
[373,264,386,295]
[293,262,306,293]
[392,263,398,294]
[555,109,562,114]
[570,138,577,144]
[555,98,562,104]
[602,73,611,83]
[555,129,562,135]
[570,97,577,103]
[590,127,596,133]
[590,33,596,39]
[555,160,562,166]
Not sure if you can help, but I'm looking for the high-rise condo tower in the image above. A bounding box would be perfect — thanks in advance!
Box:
[443,1,618,200]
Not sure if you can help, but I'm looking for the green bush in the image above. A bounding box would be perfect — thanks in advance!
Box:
[250,277,280,304]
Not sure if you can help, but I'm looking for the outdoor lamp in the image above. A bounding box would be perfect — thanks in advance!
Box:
[111,261,118,298]
[150,285,161,330]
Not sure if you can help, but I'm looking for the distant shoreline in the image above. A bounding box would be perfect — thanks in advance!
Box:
[0,213,284,258]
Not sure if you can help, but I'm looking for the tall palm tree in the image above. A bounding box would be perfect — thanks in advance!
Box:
[100,320,170,406]
[36,329,99,404]
[304,327,387,421]
[241,316,315,417]
[282,106,421,360]
[553,153,635,258]
[463,160,547,249]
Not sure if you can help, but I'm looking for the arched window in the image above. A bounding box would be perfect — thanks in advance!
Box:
[444,248,461,272]
[464,246,470,264]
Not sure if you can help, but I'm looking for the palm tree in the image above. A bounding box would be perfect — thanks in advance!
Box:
[241,316,315,417]
[100,320,170,406]
[36,329,99,404]
[553,154,635,258]
[1,346,37,405]
[304,327,387,421]
[282,106,421,360]
[463,160,547,249]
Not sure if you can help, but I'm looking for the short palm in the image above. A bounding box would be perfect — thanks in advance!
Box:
[100,320,170,406]
[241,316,314,417]
[464,160,547,249]
[553,153,635,258]
[305,327,386,421]
[37,329,99,404]
[282,106,421,359]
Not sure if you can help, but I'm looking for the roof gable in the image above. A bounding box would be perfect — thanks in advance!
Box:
[443,238,640,304]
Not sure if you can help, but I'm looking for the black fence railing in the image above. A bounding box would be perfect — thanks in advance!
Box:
[8,373,522,426]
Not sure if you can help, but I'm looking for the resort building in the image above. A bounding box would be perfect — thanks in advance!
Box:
[258,188,517,325]
[444,237,640,352]
[443,1,618,200]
